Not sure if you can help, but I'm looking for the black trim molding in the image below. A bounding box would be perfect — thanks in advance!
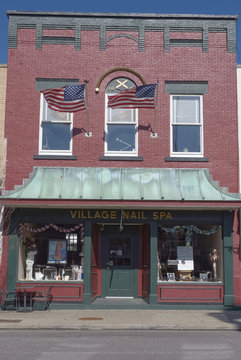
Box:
[165,81,208,94]
[165,157,209,162]
[36,78,79,91]
[99,156,143,161]
[34,155,77,160]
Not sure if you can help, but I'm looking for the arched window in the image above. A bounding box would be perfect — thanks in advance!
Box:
[105,78,138,156]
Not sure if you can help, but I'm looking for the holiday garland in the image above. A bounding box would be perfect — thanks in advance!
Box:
[160,225,219,247]
[19,223,85,242]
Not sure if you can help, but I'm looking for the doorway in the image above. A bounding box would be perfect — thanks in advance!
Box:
[101,226,139,297]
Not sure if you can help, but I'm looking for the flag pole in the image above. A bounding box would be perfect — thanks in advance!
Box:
[84,80,92,137]
[152,80,159,137]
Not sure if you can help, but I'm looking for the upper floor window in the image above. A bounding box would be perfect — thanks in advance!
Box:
[105,78,138,156]
[39,94,73,155]
[171,95,203,156]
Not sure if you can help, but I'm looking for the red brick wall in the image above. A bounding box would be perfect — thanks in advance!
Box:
[4,27,239,193]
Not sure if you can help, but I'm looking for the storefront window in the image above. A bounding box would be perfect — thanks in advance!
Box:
[157,225,223,282]
[18,223,84,281]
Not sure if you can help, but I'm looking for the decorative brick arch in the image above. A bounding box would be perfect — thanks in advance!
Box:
[95,67,146,93]
[106,33,138,45]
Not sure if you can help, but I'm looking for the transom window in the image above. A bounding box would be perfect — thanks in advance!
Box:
[171,95,203,156]
[39,94,73,155]
[105,78,138,156]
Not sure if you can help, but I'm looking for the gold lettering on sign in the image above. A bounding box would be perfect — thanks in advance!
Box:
[70,210,172,220]
[101,210,109,219]
[152,211,173,220]
[94,211,101,219]
[141,211,147,219]
[159,211,166,219]
[130,211,137,219]
[110,211,117,219]
[122,211,130,220]
[70,210,77,219]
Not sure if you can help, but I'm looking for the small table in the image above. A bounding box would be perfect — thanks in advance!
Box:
[16,287,35,312]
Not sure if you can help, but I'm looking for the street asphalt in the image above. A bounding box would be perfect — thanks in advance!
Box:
[0,308,241,330]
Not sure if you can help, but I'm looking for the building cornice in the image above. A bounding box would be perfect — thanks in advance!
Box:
[6,10,239,21]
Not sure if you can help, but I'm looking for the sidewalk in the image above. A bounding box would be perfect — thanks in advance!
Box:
[1,309,241,330]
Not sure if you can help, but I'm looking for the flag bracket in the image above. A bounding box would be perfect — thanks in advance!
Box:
[150,132,158,138]
[85,132,92,137]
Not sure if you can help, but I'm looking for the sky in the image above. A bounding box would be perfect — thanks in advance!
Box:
[1,0,241,64]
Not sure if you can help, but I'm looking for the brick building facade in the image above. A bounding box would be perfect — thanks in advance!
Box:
[0,64,7,284]
[0,64,7,191]
[1,11,241,308]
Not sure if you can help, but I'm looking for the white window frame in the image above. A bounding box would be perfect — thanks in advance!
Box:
[39,94,73,155]
[104,94,138,156]
[170,94,203,157]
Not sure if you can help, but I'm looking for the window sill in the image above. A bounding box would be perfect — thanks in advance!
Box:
[157,280,223,284]
[165,157,209,162]
[34,155,77,160]
[17,279,83,283]
[99,156,144,161]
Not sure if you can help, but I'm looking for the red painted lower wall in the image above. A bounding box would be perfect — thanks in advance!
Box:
[157,284,224,303]
[16,282,84,302]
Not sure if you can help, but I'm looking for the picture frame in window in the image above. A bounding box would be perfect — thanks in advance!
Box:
[64,268,74,280]
[43,267,57,280]
[48,240,67,264]
[199,273,208,282]
[167,272,176,281]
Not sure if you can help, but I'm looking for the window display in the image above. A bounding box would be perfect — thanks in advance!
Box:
[18,223,84,281]
[157,225,222,282]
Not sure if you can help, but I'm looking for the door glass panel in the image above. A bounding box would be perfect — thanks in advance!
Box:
[109,237,131,266]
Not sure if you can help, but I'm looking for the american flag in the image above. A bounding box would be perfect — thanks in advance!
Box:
[41,84,86,112]
[108,84,157,109]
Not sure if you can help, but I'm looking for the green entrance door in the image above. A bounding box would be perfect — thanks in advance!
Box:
[102,226,138,297]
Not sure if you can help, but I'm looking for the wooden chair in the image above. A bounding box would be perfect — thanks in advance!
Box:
[32,286,53,310]
[0,288,17,310]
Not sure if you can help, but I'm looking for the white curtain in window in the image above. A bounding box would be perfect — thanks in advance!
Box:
[173,96,200,124]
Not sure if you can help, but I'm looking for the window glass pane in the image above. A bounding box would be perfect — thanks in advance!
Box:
[173,96,200,124]
[19,228,83,281]
[109,238,131,266]
[42,123,71,150]
[158,225,222,282]
[173,125,200,153]
[107,124,136,151]
[44,101,69,122]
[105,80,138,155]
[66,233,78,251]
[108,108,135,123]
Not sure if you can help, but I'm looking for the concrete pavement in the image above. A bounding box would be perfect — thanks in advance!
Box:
[1,309,241,330]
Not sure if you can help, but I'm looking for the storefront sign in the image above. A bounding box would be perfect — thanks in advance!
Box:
[69,209,173,221]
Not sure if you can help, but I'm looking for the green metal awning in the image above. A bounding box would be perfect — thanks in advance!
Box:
[1,167,241,202]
